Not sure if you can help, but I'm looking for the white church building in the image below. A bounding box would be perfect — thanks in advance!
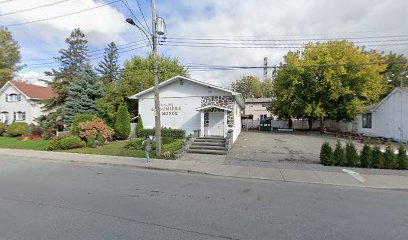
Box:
[129,76,245,142]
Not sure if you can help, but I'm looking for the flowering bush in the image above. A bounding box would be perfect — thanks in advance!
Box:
[79,116,114,143]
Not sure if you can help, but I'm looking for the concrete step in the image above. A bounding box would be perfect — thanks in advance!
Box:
[197,136,225,140]
[194,138,226,143]
[189,145,226,151]
[191,142,225,147]
[187,149,227,155]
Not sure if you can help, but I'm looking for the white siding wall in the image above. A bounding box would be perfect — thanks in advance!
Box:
[138,79,236,137]
[233,103,242,142]
[0,84,45,124]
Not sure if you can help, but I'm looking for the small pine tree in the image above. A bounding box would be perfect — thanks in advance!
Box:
[114,104,131,140]
[96,42,120,89]
[320,142,334,166]
[371,145,383,168]
[383,140,396,169]
[136,115,144,137]
[86,134,95,148]
[360,144,372,168]
[97,131,105,146]
[334,140,346,166]
[345,139,359,167]
[397,142,408,170]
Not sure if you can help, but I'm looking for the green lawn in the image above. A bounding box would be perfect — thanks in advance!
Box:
[63,139,184,159]
[0,136,183,159]
[0,137,49,151]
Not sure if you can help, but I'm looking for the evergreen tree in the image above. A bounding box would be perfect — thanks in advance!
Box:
[360,144,372,168]
[320,142,333,166]
[44,28,89,111]
[383,140,396,169]
[345,139,359,167]
[136,115,144,137]
[397,142,408,170]
[64,65,104,127]
[334,140,346,166]
[0,28,21,87]
[96,42,120,89]
[371,145,383,168]
[114,104,131,140]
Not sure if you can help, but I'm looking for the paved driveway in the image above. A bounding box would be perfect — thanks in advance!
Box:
[225,131,363,169]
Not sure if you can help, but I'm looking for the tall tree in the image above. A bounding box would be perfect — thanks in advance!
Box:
[96,42,120,89]
[64,65,104,127]
[0,28,21,87]
[44,28,89,111]
[383,52,408,90]
[231,75,262,100]
[269,40,387,130]
[97,54,188,125]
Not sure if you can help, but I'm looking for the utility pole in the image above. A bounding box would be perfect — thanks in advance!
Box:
[151,0,161,156]
[263,57,268,80]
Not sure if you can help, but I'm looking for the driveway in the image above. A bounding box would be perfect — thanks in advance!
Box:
[225,131,363,169]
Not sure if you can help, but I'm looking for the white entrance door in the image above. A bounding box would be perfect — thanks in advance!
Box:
[1,112,9,124]
[208,112,224,136]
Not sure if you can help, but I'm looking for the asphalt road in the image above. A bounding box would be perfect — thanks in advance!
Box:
[0,156,407,240]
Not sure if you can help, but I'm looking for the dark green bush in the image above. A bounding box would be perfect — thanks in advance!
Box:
[360,144,372,168]
[334,140,346,166]
[345,139,359,167]
[136,115,144,137]
[7,122,29,137]
[320,142,333,166]
[397,142,407,170]
[86,134,96,148]
[139,128,185,139]
[47,133,74,151]
[70,113,94,135]
[60,136,85,150]
[383,140,396,169]
[114,104,131,140]
[0,122,5,135]
[371,145,383,168]
[124,139,144,149]
[97,131,105,146]
[42,130,55,140]
[162,137,175,145]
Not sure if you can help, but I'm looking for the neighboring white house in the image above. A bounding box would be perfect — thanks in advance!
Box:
[243,98,272,128]
[129,76,245,142]
[0,80,55,125]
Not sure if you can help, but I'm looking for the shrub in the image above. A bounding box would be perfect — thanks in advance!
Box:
[360,144,372,168]
[0,122,5,135]
[397,142,407,170]
[97,131,105,146]
[162,137,175,145]
[345,139,359,167]
[47,133,74,151]
[334,140,346,166]
[383,140,396,169]
[114,104,131,140]
[7,122,29,137]
[79,116,114,141]
[139,128,185,139]
[60,136,85,150]
[70,113,94,135]
[371,145,383,168]
[86,134,96,148]
[124,139,144,150]
[42,130,55,140]
[136,115,144,137]
[320,142,333,166]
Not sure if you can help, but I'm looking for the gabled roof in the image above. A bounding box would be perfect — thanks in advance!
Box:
[195,105,232,112]
[245,98,272,103]
[3,80,55,100]
[370,87,408,112]
[128,75,245,108]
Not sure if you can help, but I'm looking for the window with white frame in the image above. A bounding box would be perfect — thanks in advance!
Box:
[6,94,21,102]
[362,113,372,128]
[15,111,26,121]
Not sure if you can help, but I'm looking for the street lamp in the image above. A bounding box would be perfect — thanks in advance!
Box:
[126,1,164,156]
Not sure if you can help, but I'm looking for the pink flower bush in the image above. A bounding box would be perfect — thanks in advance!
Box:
[79,116,114,141]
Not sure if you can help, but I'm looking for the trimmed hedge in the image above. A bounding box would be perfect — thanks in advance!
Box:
[320,142,333,166]
[60,136,85,150]
[7,122,30,137]
[124,139,144,150]
[47,133,75,151]
[139,128,185,139]
[114,104,131,140]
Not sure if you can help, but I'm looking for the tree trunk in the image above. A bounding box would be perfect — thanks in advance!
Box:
[288,118,293,129]
[319,116,324,133]
[308,118,313,130]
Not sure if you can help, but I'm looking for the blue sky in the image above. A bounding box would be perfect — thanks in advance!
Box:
[1,0,408,86]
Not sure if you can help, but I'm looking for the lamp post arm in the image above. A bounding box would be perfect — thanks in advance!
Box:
[133,23,152,50]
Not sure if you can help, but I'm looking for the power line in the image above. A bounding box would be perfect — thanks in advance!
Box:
[1,0,122,27]
[0,0,72,17]
[134,0,151,33]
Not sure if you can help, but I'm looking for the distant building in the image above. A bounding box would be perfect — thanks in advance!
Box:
[242,98,272,128]
[0,81,54,125]
[129,76,244,142]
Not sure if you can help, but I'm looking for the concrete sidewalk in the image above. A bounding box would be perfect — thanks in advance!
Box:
[1,148,408,190]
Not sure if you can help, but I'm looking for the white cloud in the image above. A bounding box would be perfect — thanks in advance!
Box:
[16,71,53,86]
